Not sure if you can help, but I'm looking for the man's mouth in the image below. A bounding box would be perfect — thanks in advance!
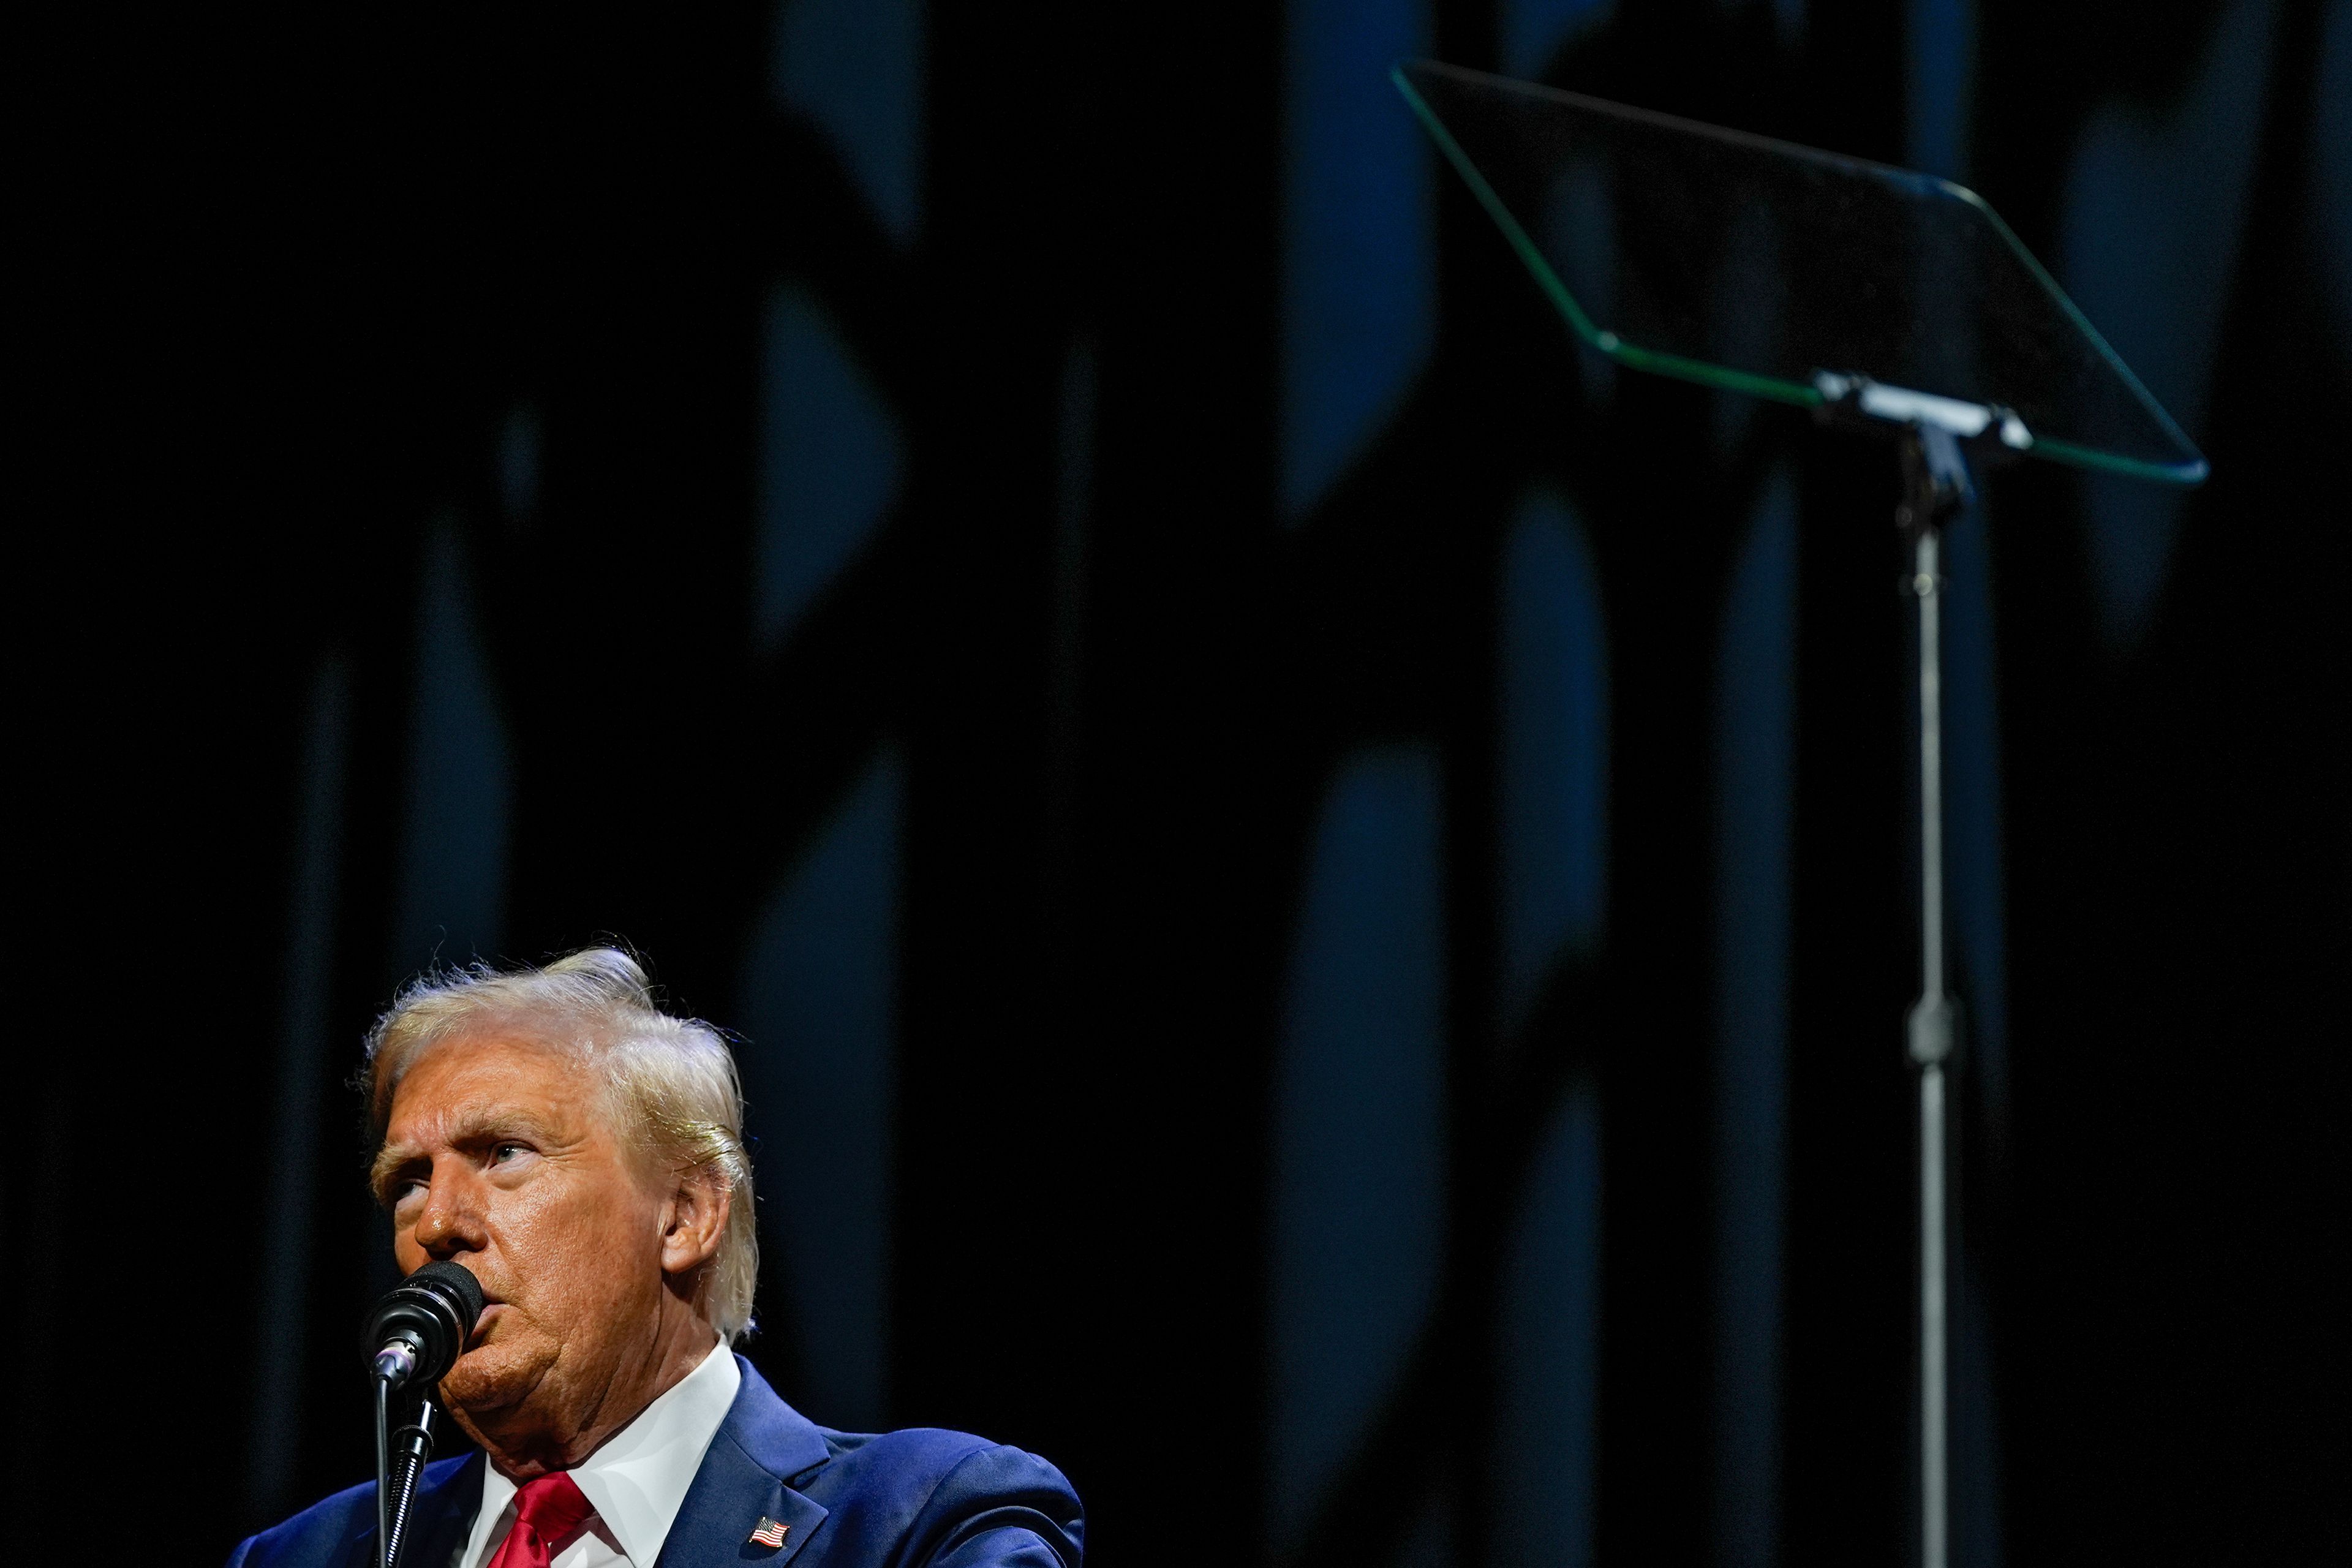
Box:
[466,1301,508,1349]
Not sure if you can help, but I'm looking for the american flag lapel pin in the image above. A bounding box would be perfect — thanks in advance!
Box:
[748,1517,791,1550]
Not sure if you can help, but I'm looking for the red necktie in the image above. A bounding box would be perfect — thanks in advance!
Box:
[486,1471,597,1568]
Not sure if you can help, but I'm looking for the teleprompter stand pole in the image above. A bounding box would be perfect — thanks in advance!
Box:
[1816,374,1985,1568]
[1897,421,1969,1568]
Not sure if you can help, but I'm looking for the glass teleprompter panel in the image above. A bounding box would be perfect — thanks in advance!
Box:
[1395,59,2204,484]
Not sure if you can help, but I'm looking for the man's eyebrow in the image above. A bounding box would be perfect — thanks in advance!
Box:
[369,1140,428,1205]
[368,1105,560,1202]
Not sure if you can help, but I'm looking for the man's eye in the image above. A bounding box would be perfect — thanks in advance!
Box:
[491,1142,527,1164]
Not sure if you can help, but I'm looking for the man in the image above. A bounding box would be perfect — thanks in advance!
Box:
[230,949,1082,1568]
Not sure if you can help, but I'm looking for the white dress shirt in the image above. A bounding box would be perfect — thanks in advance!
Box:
[456,1340,742,1568]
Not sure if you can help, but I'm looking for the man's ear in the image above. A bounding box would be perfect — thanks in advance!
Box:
[658,1167,731,1279]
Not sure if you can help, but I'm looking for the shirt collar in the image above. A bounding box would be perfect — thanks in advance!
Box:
[467,1463,519,1568]
[571,1340,742,1565]
[463,1339,742,1568]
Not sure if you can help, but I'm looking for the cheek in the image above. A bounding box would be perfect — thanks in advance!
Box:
[499,1175,662,1298]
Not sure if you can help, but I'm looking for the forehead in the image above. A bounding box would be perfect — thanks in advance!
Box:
[384,1031,600,1141]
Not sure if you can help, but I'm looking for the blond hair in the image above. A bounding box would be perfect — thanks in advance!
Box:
[363,948,758,1342]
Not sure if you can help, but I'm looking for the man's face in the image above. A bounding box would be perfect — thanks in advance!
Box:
[375,1033,671,1438]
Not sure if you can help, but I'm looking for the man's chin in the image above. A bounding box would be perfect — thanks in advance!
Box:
[439,1340,548,1415]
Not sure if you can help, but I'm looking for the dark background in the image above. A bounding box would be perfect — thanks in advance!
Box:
[12,2,2347,1566]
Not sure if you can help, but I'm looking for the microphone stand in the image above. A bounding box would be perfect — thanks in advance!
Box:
[375,1380,444,1568]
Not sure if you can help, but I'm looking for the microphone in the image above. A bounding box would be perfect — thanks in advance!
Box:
[362,1260,486,1390]
[361,1262,483,1568]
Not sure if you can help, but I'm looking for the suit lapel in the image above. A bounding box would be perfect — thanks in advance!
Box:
[653,1359,832,1568]
[653,1441,827,1567]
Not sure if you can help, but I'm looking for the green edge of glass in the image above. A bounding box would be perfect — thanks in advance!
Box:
[1392,65,2209,487]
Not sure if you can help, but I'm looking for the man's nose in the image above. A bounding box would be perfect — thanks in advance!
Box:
[412,1166,488,1259]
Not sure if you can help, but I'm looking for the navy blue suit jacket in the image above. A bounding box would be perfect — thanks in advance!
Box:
[227,1359,1084,1568]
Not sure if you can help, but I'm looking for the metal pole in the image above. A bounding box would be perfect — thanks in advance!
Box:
[1906,518,1954,1568]
[1919,1060,1947,1568]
